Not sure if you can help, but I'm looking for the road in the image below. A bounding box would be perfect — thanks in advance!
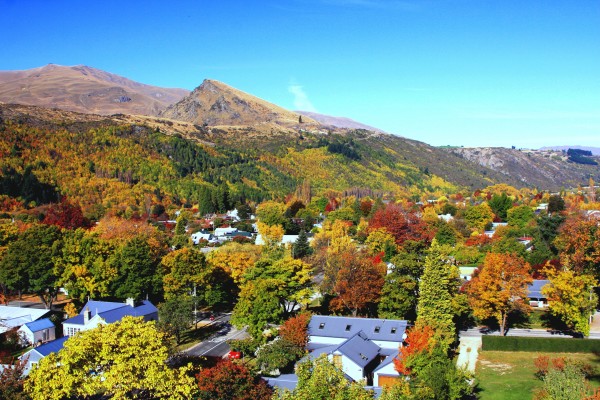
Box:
[460,327,600,339]
[184,313,250,358]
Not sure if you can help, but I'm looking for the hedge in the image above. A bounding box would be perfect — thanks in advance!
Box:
[482,335,600,353]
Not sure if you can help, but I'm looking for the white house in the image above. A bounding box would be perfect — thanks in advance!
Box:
[255,234,313,246]
[214,226,238,237]
[62,298,158,337]
[17,318,55,346]
[19,336,69,375]
[191,231,214,245]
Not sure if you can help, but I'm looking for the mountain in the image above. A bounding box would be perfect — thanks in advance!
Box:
[160,79,318,128]
[443,147,600,190]
[0,64,189,116]
[296,111,386,133]
[539,146,600,156]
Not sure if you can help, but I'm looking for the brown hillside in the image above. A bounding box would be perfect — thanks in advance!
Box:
[160,79,318,128]
[0,64,189,116]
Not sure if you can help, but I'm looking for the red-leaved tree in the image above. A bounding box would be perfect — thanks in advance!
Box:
[393,325,435,376]
[369,203,434,249]
[279,313,311,348]
[196,359,273,400]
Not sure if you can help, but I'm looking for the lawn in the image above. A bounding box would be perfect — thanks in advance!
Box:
[476,351,600,400]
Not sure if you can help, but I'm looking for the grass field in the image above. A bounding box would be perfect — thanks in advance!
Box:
[476,351,600,400]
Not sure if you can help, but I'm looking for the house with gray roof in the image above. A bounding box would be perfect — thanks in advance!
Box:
[269,315,408,392]
[527,279,550,308]
[63,298,158,337]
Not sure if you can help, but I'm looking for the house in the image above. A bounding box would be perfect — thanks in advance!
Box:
[282,316,407,388]
[17,318,55,346]
[214,226,238,237]
[459,266,478,281]
[528,280,550,308]
[255,234,314,246]
[0,305,51,335]
[191,231,214,245]
[20,336,69,374]
[62,298,158,337]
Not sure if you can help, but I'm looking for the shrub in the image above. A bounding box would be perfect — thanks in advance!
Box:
[483,336,600,353]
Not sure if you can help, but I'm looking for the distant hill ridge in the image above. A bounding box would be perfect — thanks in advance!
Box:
[296,111,386,133]
[539,146,600,156]
[0,64,189,116]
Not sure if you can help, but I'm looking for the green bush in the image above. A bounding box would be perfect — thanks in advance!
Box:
[482,336,600,353]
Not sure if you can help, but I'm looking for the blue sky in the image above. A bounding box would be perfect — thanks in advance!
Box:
[1,0,599,148]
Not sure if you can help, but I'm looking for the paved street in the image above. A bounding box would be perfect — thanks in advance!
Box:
[184,313,250,358]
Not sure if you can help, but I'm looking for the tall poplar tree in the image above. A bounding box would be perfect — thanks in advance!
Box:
[416,241,460,350]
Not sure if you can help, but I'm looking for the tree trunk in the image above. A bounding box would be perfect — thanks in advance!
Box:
[500,312,507,336]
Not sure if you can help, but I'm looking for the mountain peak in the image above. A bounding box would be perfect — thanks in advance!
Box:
[160,79,318,128]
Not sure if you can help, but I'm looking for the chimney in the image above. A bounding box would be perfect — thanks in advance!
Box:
[125,298,135,307]
[84,307,91,324]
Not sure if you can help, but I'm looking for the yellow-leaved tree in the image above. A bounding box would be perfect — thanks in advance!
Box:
[25,317,196,400]
[542,266,597,336]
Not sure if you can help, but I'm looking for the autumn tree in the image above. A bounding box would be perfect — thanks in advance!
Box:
[330,251,386,317]
[542,267,597,336]
[42,197,89,229]
[554,215,600,275]
[393,325,473,400]
[416,242,460,350]
[365,228,398,261]
[467,252,532,336]
[369,203,434,249]
[25,317,197,399]
[279,313,311,348]
[462,203,494,232]
[0,358,27,400]
[206,242,261,283]
[196,359,273,400]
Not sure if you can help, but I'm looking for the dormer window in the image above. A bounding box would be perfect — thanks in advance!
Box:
[374,326,380,333]
[345,324,352,331]
[391,327,397,334]
[319,323,325,329]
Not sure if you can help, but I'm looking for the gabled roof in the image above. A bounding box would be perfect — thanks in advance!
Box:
[63,300,157,326]
[308,316,408,343]
[22,318,54,332]
[528,280,550,299]
[335,331,381,368]
[0,306,51,332]
[31,336,69,357]
[373,350,400,373]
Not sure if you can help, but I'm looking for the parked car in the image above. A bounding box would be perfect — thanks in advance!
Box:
[227,350,242,359]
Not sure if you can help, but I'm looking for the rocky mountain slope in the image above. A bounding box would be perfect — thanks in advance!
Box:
[160,79,318,128]
[0,64,188,116]
[444,147,600,190]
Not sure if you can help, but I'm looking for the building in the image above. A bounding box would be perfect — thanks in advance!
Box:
[63,298,158,337]
[17,318,56,346]
[528,280,550,308]
[0,305,51,335]
[267,316,409,391]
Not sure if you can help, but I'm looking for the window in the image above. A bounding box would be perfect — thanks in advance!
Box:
[319,323,325,329]
[374,326,380,333]
[345,324,352,331]
[391,327,397,334]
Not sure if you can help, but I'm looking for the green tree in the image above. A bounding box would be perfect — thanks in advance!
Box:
[111,236,163,301]
[255,338,304,373]
[292,229,311,259]
[158,295,194,344]
[507,205,535,228]
[488,193,513,221]
[547,195,565,215]
[462,203,494,232]
[416,242,460,350]
[25,317,197,400]
[274,355,374,400]
[378,252,422,321]
[0,224,63,308]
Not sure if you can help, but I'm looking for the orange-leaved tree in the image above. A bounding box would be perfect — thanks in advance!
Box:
[279,313,311,348]
[467,252,532,335]
[393,324,436,376]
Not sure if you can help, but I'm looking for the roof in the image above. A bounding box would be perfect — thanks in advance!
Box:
[264,374,299,391]
[64,300,157,326]
[22,318,54,332]
[31,336,69,357]
[335,331,381,368]
[0,306,51,332]
[528,280,550,299]
[308,316,408,343]
[373,350,400,373]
